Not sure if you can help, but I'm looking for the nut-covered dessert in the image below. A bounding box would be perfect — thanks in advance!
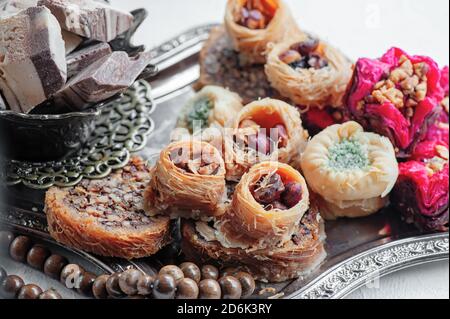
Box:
[224,98,308,181]
[197,26,281,104]
[177,86,243,133]
[392,141,449,232]
[216,162,310,250]
[144,141,227,220]
[346,47,446,157]
[265,36,353,109]
[181,198,326,283]
[224,0,301,65]
[45,157,172,259]
[301,121,399,220]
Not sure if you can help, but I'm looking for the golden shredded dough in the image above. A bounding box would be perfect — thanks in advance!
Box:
[224,0,302,64]
[301,122,399,219]
[265,37,353,108]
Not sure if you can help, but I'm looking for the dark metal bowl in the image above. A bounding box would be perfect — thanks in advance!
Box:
[0,8,150,162]
[0,104,102,161]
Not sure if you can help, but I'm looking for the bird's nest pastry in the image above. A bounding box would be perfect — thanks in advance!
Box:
[216,162,310,250]
[301,121,399,220]
[181,197,326,283]
[177,86,243,133]
[224,0,302,65]
[144,140,227,220]
[224,98,308,181]
[346,47,446,158]
[45,157,172,260]
[265,35,353,109]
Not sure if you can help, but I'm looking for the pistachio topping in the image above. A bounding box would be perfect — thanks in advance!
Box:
[327,139,369,171]
[186,97,213,132]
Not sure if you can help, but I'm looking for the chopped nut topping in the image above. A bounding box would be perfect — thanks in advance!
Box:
[441,97,449,114]
[279,38,328,71]
[236,0,279,29]
[372,86,404,108]
[363,55,429,118]
[436,145,449,160]
[170,148,221,176]
[426,156,447,175]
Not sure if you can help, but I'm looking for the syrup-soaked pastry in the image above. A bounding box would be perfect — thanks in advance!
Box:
[197,26,281,104]
[177,86,243,133]
[346,47,446,158]
[0,6,67,113]
[421,66,449,146]
[392,141,449,232]
[144,141,227,220]
[45,157,172,260]
[266,36,353,109]
[301,121,399,220]
[181,198,326,283]
[224,0,302,65]
[215,162,310,250]
[38,0,134,42]
[224,98,308,181]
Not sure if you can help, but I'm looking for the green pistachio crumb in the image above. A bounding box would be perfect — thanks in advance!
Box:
[187,97,213,132]
[327,139,369,171]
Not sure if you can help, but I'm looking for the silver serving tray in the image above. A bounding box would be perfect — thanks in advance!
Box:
[0,24,448,299]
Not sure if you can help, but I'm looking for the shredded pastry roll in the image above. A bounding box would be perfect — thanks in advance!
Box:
[224,98,308,181]
[216,161,310,250]
[145,140,227,220]
[224,0,302,65]
[301,121,399,220]
[265,35,353,108]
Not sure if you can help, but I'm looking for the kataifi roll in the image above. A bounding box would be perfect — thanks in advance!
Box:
[265,35,353,109]
[145,140,227,220]
[216,161,310,250]
[224,98,308,181]
[224,0,302,65]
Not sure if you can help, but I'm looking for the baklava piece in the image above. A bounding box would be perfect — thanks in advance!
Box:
[224,0,301,65]
[45,157,172,260]
[181,198,326,283]
[145,141,227,220]
[301,121,399,220]
[266,36,353,109]
[392,142,449,232]
[346,48,446,158]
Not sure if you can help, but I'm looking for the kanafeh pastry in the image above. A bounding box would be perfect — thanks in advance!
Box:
[144,140,227,220]
[181,162,326,283]
[265,35,353,109]
[301,121,399,220]
[224,98,309,181]
[45,157,172,260]
[224,0,301,65]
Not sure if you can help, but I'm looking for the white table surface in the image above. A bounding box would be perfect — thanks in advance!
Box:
[111,0,450,299]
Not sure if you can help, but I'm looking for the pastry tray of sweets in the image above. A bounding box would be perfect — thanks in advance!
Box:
[0,24,448,300]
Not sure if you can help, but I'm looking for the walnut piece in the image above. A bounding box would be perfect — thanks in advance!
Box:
[367,55,429,116]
